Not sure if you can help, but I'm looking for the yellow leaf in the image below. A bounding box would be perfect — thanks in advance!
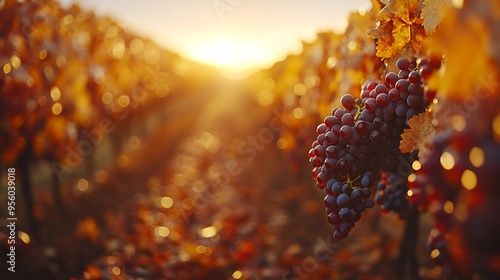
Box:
[378,0,420,23]
[367,0,424,59]
[367,20,397,58]
[400,111,435,154]
[420,0,452,34]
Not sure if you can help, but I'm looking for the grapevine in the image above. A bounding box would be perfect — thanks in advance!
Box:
[309,57,441,240]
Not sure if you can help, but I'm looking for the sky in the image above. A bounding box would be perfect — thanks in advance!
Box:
[58,0,372,77]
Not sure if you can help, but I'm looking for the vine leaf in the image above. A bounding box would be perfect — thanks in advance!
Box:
[367,0,422,59]
[420,0,452,34]
[400,111,435,154]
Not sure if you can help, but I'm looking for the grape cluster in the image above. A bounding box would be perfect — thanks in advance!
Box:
[309,57,440,240]
[375,171,411,218]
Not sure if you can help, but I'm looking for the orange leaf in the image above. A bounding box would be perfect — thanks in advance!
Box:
[400,111,435,154]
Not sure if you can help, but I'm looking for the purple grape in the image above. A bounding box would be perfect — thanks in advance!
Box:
[364,80,378,91]
[408,71,421,84]
[383,103,396,117]
[317,123,328,134]
[332,181,343,195]
[341,113,354,125]
[342,184,352,195]
[364,98,377,112]
[361,189,371,198]
[350,210,361,222]
[406,108,420,120]
[419,64,433,80]
[336,158,350,172]
[400,91,409,101]
[372,117,383,129]
[408,83,421,94]
[314,145,326,157]
[337,195,351,208]
[407,94,421,108]
[417,57,429,68]
[361,176,373,188]
[332,124,341,134]
[396,58,410,70]
[375,84,388,94]
[365,199,375,208]
[398,70,410,79]
[354,120,369,134]
[325,131,338,144]
[359,110,375,122]
[385,72,399,86]
[324,115,337,128]
[369,130,382,144]
[328,213,341,225]
[395,79,409,92]
[324,157,337,170]
[388,88,400,102]
[340,125,354,139]
[341,94,356,110]
[360,89,370,99]
[326,145,339,157]
[395,103,409,117]
[334,109,346,119]
[317,172,329,188]
[333,230,347,240]
[381,122,393,134]
[324,195,337,207]
[351,188,364,199]
[340,221,352,234]
[376,93,390,107]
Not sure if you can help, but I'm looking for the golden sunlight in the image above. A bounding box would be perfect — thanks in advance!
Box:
[185,38,272,75]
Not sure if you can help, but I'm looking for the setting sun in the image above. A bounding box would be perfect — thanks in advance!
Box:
[185,38,272,75]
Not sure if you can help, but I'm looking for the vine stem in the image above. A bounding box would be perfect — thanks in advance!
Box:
[396,205,420,280]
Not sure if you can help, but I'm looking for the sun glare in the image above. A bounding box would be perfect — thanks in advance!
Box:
[186,38,272,77]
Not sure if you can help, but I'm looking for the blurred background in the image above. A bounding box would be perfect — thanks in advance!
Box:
[0,0,445,279]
